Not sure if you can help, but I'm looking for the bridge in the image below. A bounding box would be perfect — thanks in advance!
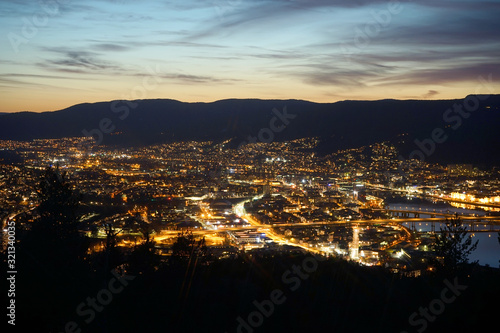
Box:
[265,216,500,231]
[365,183,500,209]
[373,208,456,218]
[370,208,489,219]
[153,215,500,237]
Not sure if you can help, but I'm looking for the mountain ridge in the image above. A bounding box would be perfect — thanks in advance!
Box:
[1,95,499,165]
[6,95,483,115]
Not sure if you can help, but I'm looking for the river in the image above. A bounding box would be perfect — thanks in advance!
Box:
[387,200,500,267]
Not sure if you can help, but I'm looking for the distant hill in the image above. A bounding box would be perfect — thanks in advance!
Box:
[1,96,499,165]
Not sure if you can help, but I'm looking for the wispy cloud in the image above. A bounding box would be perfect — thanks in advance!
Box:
[156,73,240,84]
[1,0,499,111]
[423,90,439,98]
[375,63,500,86]
[37,47,123,73]
[92,43,132,52]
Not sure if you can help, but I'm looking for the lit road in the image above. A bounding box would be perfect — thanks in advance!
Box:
[262,216,500,228]
[156,216,500,235]
[234,196,324,254]
[152,194,500,252]
[194,201,217,230]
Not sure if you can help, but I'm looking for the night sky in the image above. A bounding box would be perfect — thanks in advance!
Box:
[1,0,499,112]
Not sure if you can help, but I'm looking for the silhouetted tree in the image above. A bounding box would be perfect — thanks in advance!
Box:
[169,231,211,323]
[95,222,124,272]
[170,231,209,263]
[104,223,120,250]
[137,217,154,244]
[126,214,160,274]
[14,166,91,332]
[19,166,89,270]
[127,241,160,275]
[435,214,478,271]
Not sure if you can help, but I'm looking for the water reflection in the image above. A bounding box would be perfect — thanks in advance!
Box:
[389,201,500,267]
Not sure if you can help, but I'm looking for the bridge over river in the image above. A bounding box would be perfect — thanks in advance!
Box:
[154,215,500,238]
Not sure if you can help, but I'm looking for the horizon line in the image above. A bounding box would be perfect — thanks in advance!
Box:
[3,94,496,114]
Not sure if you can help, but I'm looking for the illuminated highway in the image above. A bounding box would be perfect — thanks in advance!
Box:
[150,189,500,254]
[233,196,339,255]
[153,215,500,237]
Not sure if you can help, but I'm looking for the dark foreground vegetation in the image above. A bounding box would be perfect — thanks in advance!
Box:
[2,167,499,333]
[5,252,500,333]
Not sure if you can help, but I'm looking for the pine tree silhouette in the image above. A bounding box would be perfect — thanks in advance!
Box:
[20,165,89,272]
[435,214,479,271]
